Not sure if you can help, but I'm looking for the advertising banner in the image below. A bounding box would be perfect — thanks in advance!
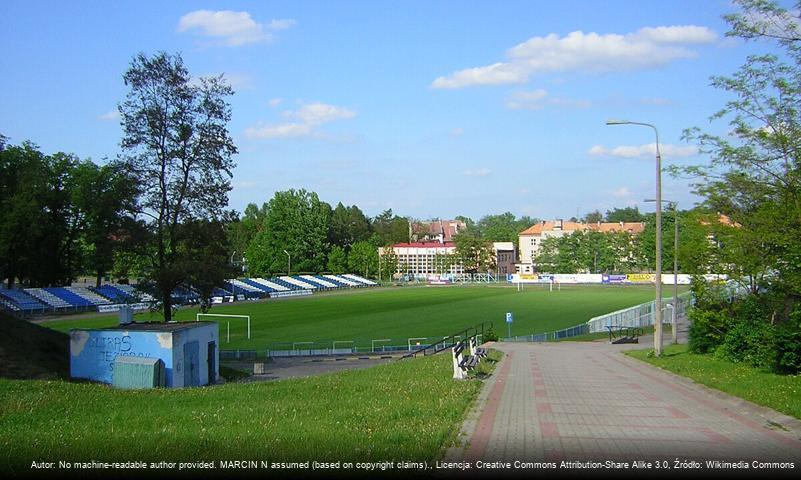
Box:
[602,274,628,284]
[627,273,655,283]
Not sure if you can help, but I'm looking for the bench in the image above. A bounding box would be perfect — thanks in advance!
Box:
[452,341,478,380]
[469,336,487,358]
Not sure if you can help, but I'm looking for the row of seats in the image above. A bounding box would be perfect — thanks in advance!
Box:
[0,274,378,315]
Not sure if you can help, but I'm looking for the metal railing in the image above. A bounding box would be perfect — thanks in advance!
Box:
[401,321,493,359]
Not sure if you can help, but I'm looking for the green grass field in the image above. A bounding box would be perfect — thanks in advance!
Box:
[626,344,801,420]
[0,352,492,470]
[43,284,681,351]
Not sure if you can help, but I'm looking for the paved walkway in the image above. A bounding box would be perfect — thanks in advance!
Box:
[444,340,801,465]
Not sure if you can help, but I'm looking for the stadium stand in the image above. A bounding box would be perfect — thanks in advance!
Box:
[279,276,318,290]
[211,287,232,297]
[343,274,378,286]
[26,288,75,309]
[227,279,264,299]
[114,284,154,302]
[267,277,304,291]
[92,284,134,303]
[314,275,347,288]
[66,286,112,306]
[251,278,290,292]
[44,287,93,308]
[240,278,276,293]
[295,275,334,290]
[323,274,359,287]
[0,288,48,314]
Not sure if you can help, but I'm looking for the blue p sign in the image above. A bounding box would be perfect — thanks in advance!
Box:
[506,312,513,324]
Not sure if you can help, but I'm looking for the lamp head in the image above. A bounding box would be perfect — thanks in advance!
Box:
[605,119,629,125]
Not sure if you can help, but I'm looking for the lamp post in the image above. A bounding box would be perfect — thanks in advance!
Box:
[230,251,237,301]
[646,199,679,345]
[283,250,291,276]
[607,119,663,356]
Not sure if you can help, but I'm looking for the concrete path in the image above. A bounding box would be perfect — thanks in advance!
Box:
[444,340,801,465]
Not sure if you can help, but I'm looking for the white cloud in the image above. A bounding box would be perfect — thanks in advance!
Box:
[506,89,590,110]
[290,103,356,125]
[464,168,492,177]
[432,25,717,89]
[451,127,464,136]
[98,110,119,122]
[178,10,296,47]
[268,98,284,107]
[612,187,633,198]
[244,122,313,139]
[245,102,356,140]
[588,143,699,158]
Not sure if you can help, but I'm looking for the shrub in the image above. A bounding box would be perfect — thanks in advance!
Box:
[715,318,776,370]
[483,325,499,342]
[688,308,730,354]
[775,308,801,374]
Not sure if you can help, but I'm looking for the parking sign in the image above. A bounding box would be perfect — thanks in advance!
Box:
[506,312,513,324]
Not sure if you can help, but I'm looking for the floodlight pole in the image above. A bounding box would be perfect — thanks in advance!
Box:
[645,199,679,345]
[283,250,291,276]
[607,119,663,356]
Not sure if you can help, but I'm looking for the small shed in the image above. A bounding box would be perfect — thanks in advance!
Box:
[70,322,219,388]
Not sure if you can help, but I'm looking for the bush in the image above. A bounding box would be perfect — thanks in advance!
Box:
[715,319,776,370]
[688,308,730,354]
[775,308,801,374]
[483,325,499,342]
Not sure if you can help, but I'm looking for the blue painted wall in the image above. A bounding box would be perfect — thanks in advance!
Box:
[70,329,174,386]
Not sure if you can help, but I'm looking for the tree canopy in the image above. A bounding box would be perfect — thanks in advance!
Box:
[119,51,237,321]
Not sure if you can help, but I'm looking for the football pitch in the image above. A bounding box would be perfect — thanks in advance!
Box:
[45,284,681,351]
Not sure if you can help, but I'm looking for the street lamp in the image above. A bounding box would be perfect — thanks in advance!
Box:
[230,251,237,301]
[607,119,664,356]
[283,250,291,276]
[646,199,679,345]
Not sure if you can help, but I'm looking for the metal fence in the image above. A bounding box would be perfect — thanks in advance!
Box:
[586,291,693,333]
[502,323,590,343]
[501,292,694,343]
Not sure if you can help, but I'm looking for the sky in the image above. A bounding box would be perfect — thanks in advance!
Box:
[0,1,775,223]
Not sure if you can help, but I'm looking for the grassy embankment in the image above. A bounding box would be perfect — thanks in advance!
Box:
[626,344,801,420]
[0,350,500,471]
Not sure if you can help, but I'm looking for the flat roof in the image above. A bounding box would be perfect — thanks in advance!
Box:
[72,321,216,333]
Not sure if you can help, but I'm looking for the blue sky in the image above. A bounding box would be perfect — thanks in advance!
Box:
[0,1,771,222]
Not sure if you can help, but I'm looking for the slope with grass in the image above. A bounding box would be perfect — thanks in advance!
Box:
[43,284,677,350]
[0,312,68,380]
[626,344,801,420]
[0,352,485,471]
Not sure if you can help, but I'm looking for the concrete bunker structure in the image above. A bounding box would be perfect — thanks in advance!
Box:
[69,322,219,388]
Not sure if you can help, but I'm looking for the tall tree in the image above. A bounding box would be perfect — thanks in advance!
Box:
[329,202,371,249]
[582,210,604,224]
[605,206,645,223]
[453,231,495,274]
[348,240,378,278]
[119,52,237,321]
[371,209,410,245]
[246,189,330,275]
[327,245,347,274]
[71,160,139,287]
[676,0,801,296]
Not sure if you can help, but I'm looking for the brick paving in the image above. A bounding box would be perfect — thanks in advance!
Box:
[444,340,801,465]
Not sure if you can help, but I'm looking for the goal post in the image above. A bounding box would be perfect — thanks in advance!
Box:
[196,313,251,339]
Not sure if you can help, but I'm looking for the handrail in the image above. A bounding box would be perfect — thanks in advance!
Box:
[400,321,493,359]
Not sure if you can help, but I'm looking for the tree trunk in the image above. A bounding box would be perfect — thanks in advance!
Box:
[163,289,172,323]
[95,274,102,289]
